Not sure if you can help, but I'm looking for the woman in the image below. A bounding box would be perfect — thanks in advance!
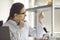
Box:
[3,3,47,40]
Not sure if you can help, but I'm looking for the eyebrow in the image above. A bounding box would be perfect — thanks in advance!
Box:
[20,12,26,14]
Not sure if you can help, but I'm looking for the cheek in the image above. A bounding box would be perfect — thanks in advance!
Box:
[19,15,24,19]
[22,15,25,17]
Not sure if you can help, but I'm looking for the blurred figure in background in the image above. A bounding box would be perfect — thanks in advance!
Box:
[37,11,48,40]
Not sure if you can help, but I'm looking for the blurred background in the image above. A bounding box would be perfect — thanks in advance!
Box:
[0,0,60,40]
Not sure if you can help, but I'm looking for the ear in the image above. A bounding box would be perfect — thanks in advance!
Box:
[14,13,18,17]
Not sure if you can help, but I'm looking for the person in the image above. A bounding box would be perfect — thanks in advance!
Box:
[37,12,48,40]
[3,3,48,40]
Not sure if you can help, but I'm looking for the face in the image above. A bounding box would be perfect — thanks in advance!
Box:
[39,12,45,22]
[14,7,26,22]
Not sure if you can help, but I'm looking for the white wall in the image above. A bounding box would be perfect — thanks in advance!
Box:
[54,9,60,32]
[54,0,60,5]
[0,0,13,23]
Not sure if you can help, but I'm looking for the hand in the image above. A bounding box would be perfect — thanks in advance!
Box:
[19,21,24,29]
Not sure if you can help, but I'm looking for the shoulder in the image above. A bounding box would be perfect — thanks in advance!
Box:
[3,21,11,27]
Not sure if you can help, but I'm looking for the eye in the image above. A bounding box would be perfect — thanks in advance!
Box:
[20,12,26,14]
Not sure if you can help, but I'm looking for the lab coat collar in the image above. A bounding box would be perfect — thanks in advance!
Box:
[7,19,19,29]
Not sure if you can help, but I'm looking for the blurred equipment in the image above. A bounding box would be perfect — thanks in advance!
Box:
[48,1,52,5]
[43,27,48,33]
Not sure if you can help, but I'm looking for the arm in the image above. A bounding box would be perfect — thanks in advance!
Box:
[29,27,36,37]
[28,11,45,38]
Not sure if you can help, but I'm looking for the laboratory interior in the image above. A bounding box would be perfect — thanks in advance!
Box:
[0,0,60,40]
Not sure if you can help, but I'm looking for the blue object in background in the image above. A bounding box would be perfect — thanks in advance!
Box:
[0,21,3,26]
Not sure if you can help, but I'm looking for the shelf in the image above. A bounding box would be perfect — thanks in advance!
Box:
[26,5,52,11]
[54,5,60,9]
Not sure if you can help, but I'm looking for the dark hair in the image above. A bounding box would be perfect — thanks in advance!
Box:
[7,3,24,21]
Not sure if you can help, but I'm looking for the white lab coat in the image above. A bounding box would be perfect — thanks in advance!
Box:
[3,19,46,40]
[36,22,46,39]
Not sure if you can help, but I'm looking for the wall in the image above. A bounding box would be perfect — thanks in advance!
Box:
[55,9,60,32]
[0,0,13,23]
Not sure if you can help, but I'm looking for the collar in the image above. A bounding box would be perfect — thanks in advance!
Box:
[7,19,19,29]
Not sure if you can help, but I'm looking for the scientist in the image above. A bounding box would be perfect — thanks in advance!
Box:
[37,12,48,40]
[3,3,48,40]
